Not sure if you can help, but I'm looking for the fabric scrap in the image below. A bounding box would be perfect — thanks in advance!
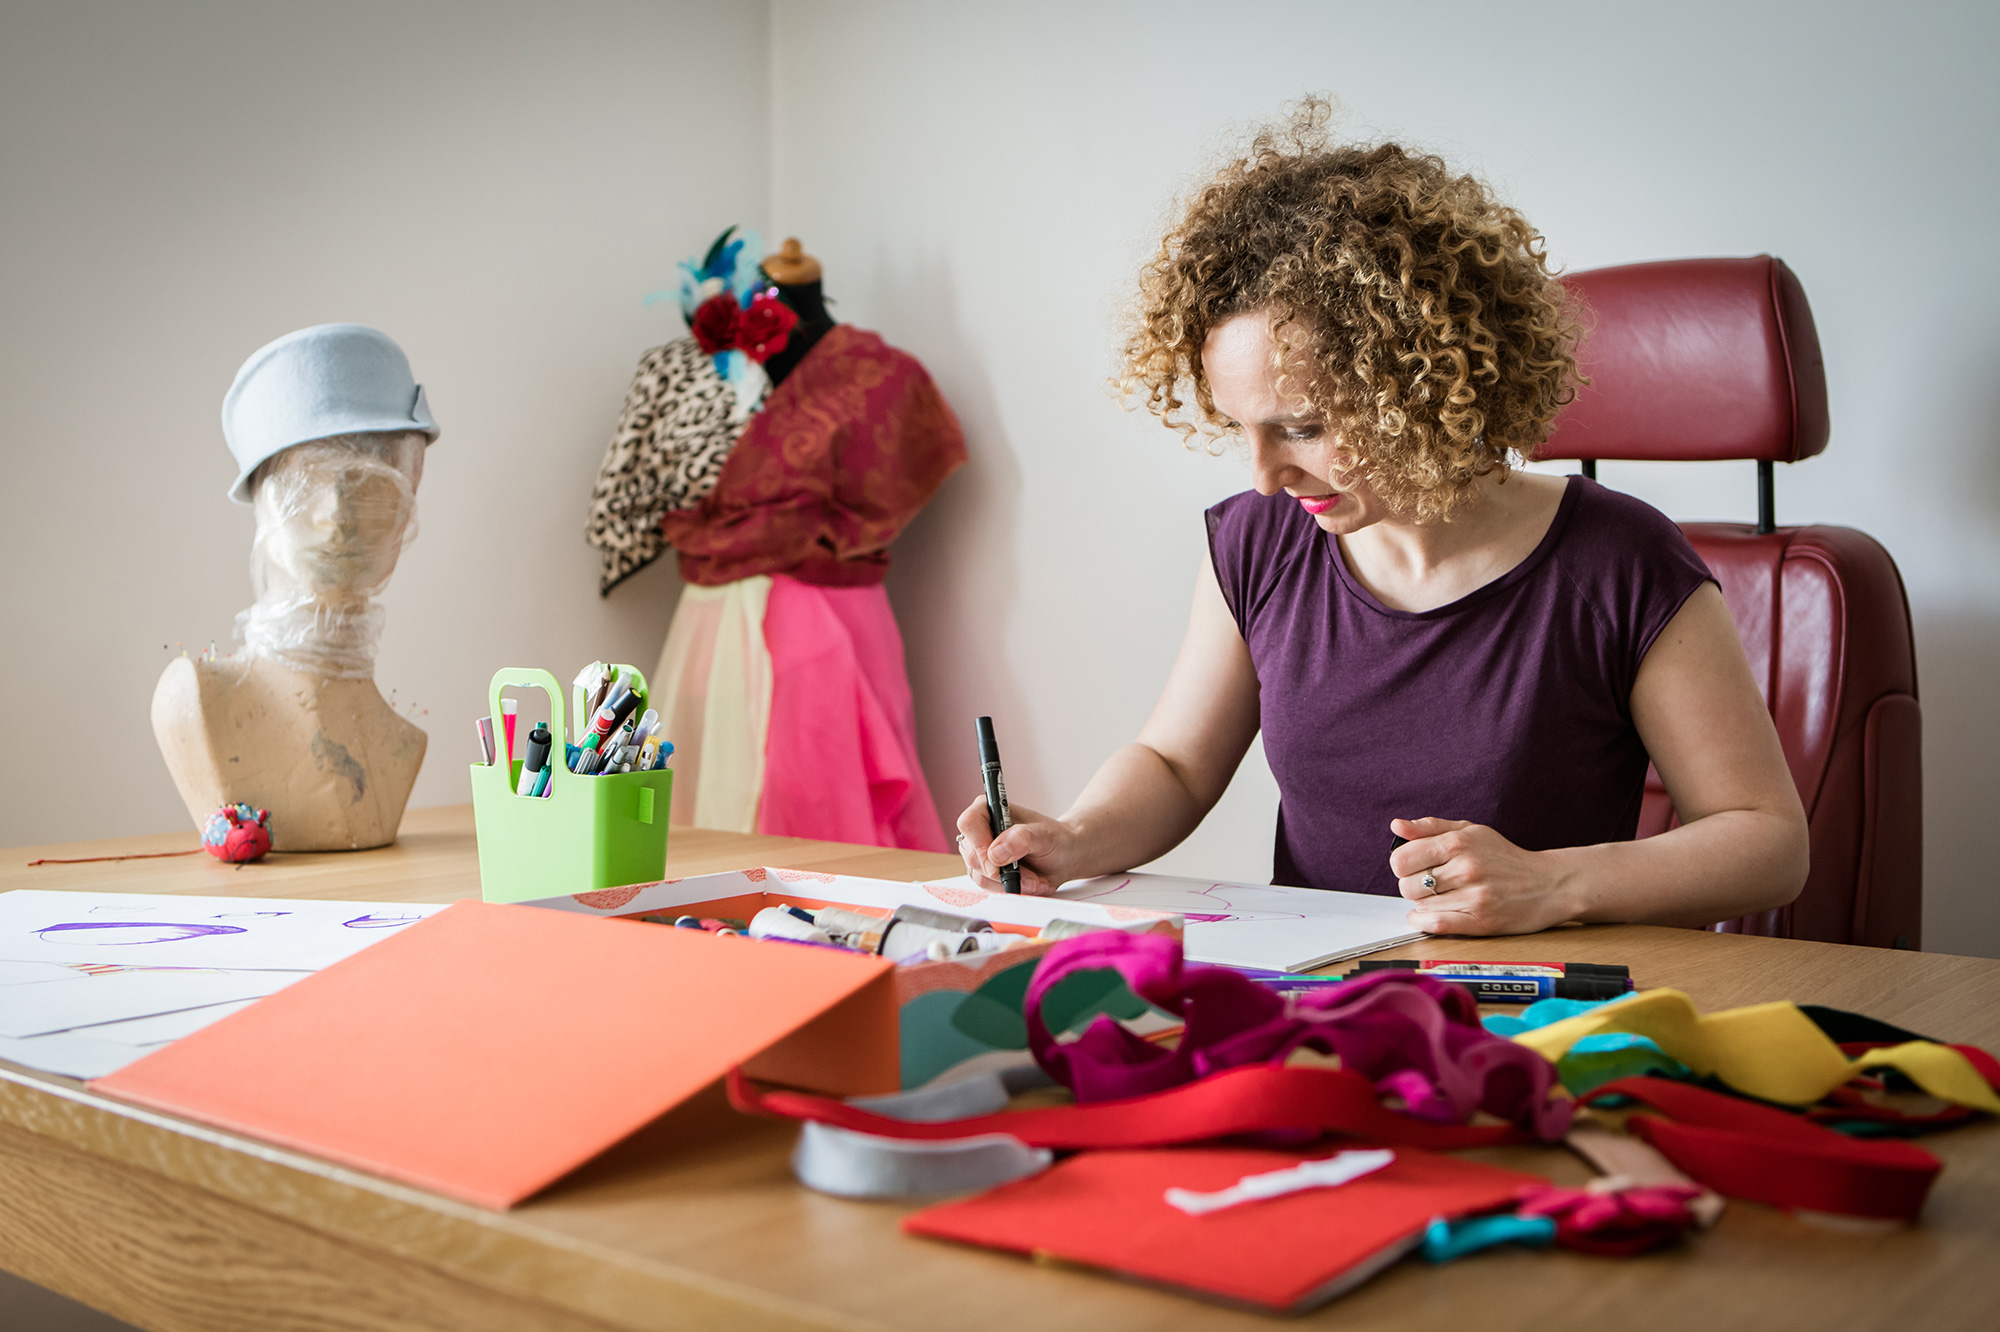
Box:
[1510,989,2000,1112]
[1164,1148,1396,1216]
[1023,932,1571,1139]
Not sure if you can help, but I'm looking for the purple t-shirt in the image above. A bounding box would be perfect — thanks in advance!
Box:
[1206,476,1713,897]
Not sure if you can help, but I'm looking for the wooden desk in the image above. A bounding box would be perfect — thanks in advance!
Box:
[2,806,1995,1332]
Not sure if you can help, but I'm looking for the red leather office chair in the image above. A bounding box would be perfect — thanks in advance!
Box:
[1537,256,1922,949]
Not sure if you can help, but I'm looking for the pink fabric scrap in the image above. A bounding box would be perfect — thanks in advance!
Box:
[1515,1182,1703,1255]
[1024,931,1571,1140]
[756,575,948,852]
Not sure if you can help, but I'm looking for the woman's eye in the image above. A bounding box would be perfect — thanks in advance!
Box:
[1284,426,1321,442]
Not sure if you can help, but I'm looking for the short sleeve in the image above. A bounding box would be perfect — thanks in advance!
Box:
[1205,490,1312,640]
[1558,481,1718,705]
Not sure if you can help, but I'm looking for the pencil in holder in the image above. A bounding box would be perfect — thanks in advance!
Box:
[470,666,673,904]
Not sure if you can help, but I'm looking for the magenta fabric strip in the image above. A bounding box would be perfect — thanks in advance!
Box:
[1024,932,1571,1140]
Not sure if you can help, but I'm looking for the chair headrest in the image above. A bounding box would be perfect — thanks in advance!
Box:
[1535,256,1828,464]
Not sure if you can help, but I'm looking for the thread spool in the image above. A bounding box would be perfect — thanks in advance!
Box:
[890,905,993,934]
[749,907,835,947]
[813,906,890,953]
[881,920,984,962]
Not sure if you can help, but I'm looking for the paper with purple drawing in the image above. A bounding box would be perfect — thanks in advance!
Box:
[0,1032,168,1079]
[0,891,441,971]
[0,967,305,1039]
[0,960,79,987]
[62,998,261,1047]
[1052,873,1421,973]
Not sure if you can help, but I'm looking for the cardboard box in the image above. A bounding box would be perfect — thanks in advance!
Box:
[520,867,1184,1089]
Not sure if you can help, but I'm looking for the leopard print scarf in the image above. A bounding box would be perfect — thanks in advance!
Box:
[586,336,764,594]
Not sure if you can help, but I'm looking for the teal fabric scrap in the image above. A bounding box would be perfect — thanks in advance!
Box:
[1482,995,1620,1037]
[1482,995,1689,1096]
[1554,1041,1690,1096]
[1421,1213,1558,1263]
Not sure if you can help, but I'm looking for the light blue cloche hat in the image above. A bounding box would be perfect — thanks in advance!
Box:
[221,323,440,503]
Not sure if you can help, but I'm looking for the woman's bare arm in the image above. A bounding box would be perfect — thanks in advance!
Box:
[1392,583,1810,933]
[956,551,1262,893]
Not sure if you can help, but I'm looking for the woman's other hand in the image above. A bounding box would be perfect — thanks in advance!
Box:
[955,798,1080,896]
[1388,816,1580,935]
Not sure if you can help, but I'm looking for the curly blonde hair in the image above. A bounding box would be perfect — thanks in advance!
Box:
[1121,101,1583,521]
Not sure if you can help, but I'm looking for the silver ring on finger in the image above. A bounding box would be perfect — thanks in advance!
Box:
[956,833,967,846]
[1421,873,1438,893]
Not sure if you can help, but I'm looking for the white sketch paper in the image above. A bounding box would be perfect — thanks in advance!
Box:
[0,967,306,1039]
[0,960,81,987]
[1052,873,1421,972]
[0,1032,167,1079]
[0,891,441,971]
[66,998,262,1047]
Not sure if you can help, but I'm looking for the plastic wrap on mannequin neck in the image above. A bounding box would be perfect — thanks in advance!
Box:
[237,430,424,678]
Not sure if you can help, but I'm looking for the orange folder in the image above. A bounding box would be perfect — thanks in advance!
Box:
[93,900,898,1209]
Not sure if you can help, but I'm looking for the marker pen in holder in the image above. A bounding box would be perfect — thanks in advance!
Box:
[518,722,552,796]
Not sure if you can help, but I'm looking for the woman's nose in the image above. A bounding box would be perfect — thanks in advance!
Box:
[1248,433,1297,496]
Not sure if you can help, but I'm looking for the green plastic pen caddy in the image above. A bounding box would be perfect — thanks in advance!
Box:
[471,666,673,904]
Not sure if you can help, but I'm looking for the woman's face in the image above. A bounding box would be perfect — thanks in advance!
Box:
[250,432,423,599]
[1202,311,1389,535]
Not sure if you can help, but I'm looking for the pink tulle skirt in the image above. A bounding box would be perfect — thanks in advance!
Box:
[651,574,947,852]
[758,576,948,851]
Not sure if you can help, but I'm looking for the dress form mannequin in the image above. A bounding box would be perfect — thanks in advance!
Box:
[759,238,835,388]
[589,227,963,850]
[154,427,430,851]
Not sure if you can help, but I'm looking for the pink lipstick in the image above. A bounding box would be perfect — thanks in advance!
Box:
[1297,494,1339,515]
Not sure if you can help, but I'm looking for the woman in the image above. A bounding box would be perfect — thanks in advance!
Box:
[956,108,1808,936]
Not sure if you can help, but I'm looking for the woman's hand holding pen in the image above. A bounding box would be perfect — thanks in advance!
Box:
[955,798,1080,897]
[1389,817,1581,936]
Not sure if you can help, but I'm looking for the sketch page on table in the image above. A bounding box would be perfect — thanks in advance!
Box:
[0,967,306,1039]
[0,960,80,987]
[1053,874,1421,973]
[64,998,262,1047]
[0,892,442,971]
[0,1032,167,1079]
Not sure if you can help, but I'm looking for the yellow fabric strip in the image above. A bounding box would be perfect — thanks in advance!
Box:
[1512,989,2000,1112]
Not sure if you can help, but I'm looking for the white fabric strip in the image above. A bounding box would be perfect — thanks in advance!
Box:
[789,1065,1059,1199]
[1164,1148,1397,1216]
[793,1123,1052,1199]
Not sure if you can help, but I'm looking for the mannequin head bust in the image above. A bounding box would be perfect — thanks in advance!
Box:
[248,430,423,605]
[151,326,436,851]
[218,323,438,678]
[239,429,424,677]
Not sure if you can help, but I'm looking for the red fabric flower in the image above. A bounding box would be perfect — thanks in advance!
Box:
[738,290,800,363]
[690,294,741,355]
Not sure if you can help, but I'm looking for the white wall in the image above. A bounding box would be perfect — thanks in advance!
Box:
[3,1,1994,959]
[769,0,2000,957]
[0,0,768,846]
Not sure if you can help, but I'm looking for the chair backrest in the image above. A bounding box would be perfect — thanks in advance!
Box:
[1537,257,1922,949]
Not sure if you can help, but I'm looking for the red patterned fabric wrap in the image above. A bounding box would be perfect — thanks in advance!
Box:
[661,324,966,587]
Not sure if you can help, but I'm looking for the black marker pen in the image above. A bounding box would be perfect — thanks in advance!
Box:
[975,715,1021,893]
[518,722,552,796]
